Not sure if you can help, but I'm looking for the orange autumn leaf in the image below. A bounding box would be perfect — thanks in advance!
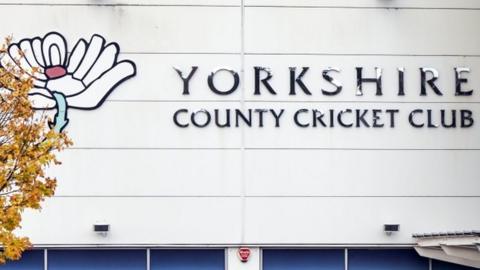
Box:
[0,37,72,263]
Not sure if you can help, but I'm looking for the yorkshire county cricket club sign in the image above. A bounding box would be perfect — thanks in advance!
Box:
[0,31,477,133]
[172,66,475,129]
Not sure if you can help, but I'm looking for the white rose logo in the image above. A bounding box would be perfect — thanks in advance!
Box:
[0,31,136,132]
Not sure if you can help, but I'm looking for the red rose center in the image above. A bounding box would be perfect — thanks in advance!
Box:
[45,66,67,79]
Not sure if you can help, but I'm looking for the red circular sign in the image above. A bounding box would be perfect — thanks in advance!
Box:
[238,247,251,262]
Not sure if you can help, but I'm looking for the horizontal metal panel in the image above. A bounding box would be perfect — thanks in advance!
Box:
[244,0,480,9]
[51,149,242,196]
[244,197,480,244]
[21,197,242,245]
[243,102,480,149]
[20,195,480,245]
[244,55,480,102]
[110,54,241,101]
[0,5,240,53]
[63,102,479,149]
[64,102,242,148]
[0,0,240,5]
[245,150,480,196]
[99,54,480,103]
[245,8,480,55]
[0,0,477,8]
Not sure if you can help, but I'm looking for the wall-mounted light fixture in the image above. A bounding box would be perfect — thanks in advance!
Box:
[93,223,110,237]
[384,224,400,235]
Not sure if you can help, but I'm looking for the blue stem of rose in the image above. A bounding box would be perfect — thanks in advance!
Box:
[52,92,69,132]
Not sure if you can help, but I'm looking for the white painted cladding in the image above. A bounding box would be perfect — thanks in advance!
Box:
[0,0,478,246]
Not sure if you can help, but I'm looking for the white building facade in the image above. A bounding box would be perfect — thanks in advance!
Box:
[0,0,480,269]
